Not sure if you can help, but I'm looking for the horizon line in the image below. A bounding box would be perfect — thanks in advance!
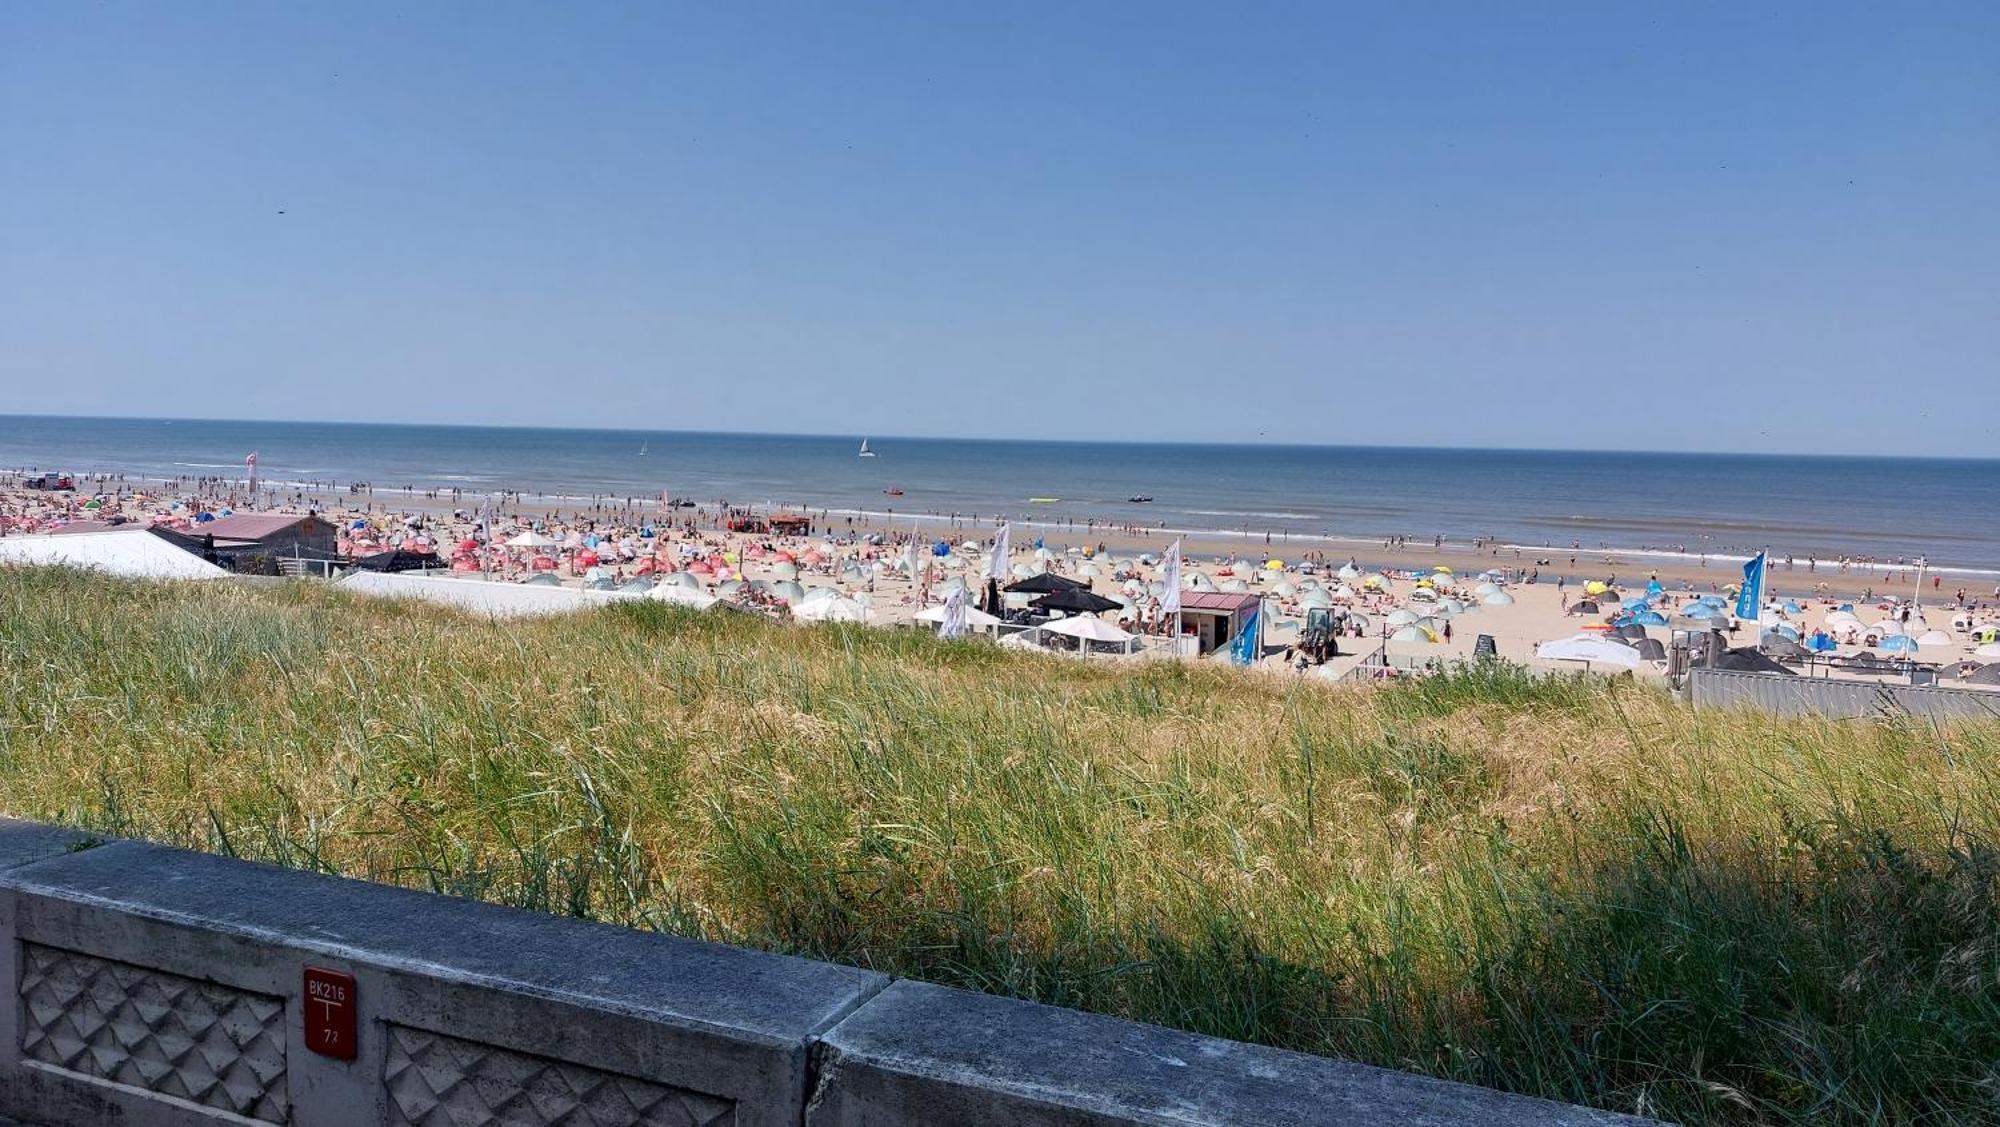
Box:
[3,410,1996,465]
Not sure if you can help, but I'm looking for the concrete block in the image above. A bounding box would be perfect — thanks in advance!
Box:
[0,819,101,873]
[809,980,1661,1126]
[0,839,888,1127]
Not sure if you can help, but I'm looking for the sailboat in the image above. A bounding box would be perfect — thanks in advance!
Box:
[638,440,648,457]
[858,438,876,458]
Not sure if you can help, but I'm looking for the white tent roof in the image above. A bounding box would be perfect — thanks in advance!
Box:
[649,584,719,610]
[913,603,1002,627]
[337,571,634,618]
[505,531,558,548]
[1041,615,1135,644]
[0,530,227,580]
[1535,634,1642,669]
[793,596,870,623]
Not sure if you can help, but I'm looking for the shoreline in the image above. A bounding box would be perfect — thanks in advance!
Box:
[8,464,2000,586]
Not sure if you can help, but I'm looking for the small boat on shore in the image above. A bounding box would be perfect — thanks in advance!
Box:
[1127,496,1153,503]
[883,488,904,496]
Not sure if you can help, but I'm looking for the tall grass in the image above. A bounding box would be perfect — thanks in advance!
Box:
[2,566,1996,1124]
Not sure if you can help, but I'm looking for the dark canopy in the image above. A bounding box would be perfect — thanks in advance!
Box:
[1708,647,1796,675]
[1962,663,2000,686]
[1006,572,1089,594]
[1031,588,1123,615]
[351,550,442,573]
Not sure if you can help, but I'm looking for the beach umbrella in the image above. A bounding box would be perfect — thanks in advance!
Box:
[1633,638,1667,660]
[1915,630,1956,649]
[1336,564,1361,580]
[1299,591,1334,609]
[1389,625,1439,643]
[1482,592,1515,606]
[1966,663,2000,685]
[1386,609,1420,626]
[1271,581,1297,598]
[1434,599,1465,616]
[1265,559,1285,571]
[1583,580,1609,595]
[1188,573,1218,592]
[1867,621,1906,636]
[770,580,806,603]
[1825,610,1860,624]
[1621,595,1652,611]
[1781,600,1803,615]
[508,531,557,549]
[1031,588,1123,615]
[1878,635,1920,653]
[1475,582,1501,596]
[1572,599,1600,614]
[1762,623,1801,642]
[1805,632,1839,653]
[1630,610,1667,626]
[1975,643,2000,659]
[769,561,798,580]
[1219,579,1250,593]
[1680,602,1721,619]
[1006,572,1088,595]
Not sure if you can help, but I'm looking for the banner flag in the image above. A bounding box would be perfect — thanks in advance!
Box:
[941,585,967,640]
[986,524,1011,583]
[1161,539,1183,615]
[1735,552,1766,621]
[1230,601,1260,666]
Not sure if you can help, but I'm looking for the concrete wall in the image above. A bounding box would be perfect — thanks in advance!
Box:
[1688,667,2000,721]
[0,820,1656,1126]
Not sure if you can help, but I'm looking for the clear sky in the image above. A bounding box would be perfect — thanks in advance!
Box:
[3,3,1995,455]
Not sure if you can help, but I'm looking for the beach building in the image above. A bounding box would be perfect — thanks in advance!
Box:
[153,513,338,574]
[0,530,228,581]
[1175,591,1261,655]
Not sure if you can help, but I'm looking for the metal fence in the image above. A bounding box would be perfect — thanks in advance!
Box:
[1687,667,2000,722]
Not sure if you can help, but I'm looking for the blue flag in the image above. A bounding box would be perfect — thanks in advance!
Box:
[1230,602,1260,665]
[1735,552,1765,621]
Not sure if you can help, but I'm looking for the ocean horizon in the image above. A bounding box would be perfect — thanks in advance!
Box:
[5,413,1998,575]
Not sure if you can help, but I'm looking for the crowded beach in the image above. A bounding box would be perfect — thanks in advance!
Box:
[4,469,1999,687]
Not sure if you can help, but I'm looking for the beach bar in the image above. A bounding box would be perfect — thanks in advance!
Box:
[1175,591,1261,655]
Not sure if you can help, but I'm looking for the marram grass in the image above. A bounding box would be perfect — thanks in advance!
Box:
[3,567,1997,1124]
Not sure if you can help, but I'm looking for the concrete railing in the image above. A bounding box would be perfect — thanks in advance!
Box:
[0,819,1654,1126]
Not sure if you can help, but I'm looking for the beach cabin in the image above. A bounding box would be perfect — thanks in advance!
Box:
[153,513,338,574]
[1175,591,1262,656]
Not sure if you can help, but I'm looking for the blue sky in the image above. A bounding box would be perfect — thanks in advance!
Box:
[3,3,1995,454]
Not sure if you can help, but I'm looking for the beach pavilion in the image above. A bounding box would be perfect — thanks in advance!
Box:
[1173,591,1262,656]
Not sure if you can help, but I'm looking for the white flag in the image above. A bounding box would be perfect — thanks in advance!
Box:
[986,523,1011,583]
[941,584,967,639]
[904,528,923,580]
[1161,538,1183,614]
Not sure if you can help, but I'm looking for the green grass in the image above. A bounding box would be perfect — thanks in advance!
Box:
[3,565,1997,1124]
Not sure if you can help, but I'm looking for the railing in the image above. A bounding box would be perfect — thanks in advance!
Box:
[0,818,1652,1126]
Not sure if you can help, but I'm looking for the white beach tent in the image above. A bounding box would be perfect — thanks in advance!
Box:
[793,595,871,623]
[0,530,228,581]
[650,584,719,610]
[1041,614,1138,654]
[505,531,558,549]
[913,603,1002,630]
[1535,634,1642,670]
[337,571,635,618]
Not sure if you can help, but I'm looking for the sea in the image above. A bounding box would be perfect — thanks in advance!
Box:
[3,415,1997,576]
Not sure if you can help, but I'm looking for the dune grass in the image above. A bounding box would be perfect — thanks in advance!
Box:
[2,566,1996,1124]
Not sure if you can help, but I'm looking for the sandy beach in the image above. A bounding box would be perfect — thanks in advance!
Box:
[5,468,1997,682]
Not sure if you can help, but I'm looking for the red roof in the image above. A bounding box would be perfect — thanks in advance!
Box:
[196,513,326,540]
[1176,591,1261,613]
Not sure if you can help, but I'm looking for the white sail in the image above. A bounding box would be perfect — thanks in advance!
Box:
[858,438,875,457]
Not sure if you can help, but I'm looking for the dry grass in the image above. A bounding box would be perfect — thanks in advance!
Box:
[3,566,1997,1124]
